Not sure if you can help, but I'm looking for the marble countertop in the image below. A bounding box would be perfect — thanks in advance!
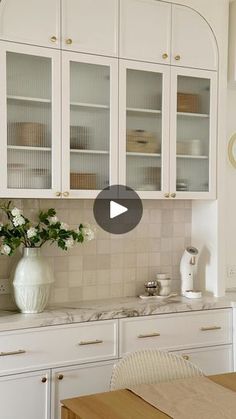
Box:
[0,293,235,332]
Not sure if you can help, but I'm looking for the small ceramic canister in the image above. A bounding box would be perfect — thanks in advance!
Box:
[156,273,172,296]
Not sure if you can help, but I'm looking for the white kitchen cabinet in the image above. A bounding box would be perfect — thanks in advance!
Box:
[61,52,118,198]
[0,0,219,200]
[119,0,218,71]
[62,0,118,56]
[171,5,218,71]
[0,320,118,375]
[52,361,115,419]
[119,59,170,199]
[119,60,217,199]
[0,0,60,48]
[0,309,233,418]
[0,42,61,199]
[0,370,50,419]
[119,0,171,64]
[173,345,233,376]
[119,310,232,356]
[169,66,217,199]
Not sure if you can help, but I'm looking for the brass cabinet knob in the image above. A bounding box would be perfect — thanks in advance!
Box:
[55,192,61,197]
[50,36,57,43]
[63,191,69,197]
[58,374,64,380]
[182,355,189,361]
[66,38,73,45]
[164,193,170,198]
[170,193,176,198]
[162,53,168,59]
[175,55,181,61]
[41,377,47,383]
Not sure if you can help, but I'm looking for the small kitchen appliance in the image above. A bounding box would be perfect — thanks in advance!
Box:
[180,246,202,298]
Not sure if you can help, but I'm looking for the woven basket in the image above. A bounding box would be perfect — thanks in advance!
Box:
[70,173,96,190]
[177,93,199,113]
[127,130,160,153]
[8,122,46,147]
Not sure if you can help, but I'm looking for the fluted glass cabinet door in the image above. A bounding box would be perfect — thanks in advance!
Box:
[0,42,61,198]
[170,67,217,199]
[61,52,118,198]
[119,60,170,198]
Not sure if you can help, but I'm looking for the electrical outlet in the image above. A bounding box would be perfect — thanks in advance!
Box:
[227,266,236,278]
[0,278,10,295]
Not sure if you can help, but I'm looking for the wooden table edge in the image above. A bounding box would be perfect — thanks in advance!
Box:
[61,372,236,419]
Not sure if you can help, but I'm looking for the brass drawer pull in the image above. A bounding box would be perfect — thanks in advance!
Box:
[200,326,222,332]
[58,374,64,380]
[0,349,26,357]
[78,339,103,346]
[41,377,47,383]
[182,355,190,361]
[138,333,160,339]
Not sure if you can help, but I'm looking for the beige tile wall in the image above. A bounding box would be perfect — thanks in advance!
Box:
[0,199,191,308]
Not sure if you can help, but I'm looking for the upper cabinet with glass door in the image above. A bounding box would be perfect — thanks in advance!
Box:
[0,42,61,198]
[120,0,218,71]
[61,53,118,198]
[169,67,217,199]
[0,0,60,48]
[119,60,170,199]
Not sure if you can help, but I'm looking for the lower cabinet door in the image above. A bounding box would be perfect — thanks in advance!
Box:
[172,345,233,375]
[0,370,50,419]
[52,360,115,419]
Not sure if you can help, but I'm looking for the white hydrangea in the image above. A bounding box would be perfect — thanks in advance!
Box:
[65,237,74,249]
[27,227,38,239]
[60,222,69,231]
[0,223,3,232]
[82,225,95,241]
[11,207,22,217]
[0,244,11,255]
[12,215,25,227]
[48,216,58,225]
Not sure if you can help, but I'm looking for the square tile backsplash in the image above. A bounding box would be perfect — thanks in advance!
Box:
[0,199,191,308]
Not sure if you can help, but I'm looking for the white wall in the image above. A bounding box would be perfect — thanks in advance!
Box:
[226,88,236,289]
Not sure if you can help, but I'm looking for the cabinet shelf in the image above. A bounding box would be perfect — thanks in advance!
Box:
[177,112,209,118]
[7,146,51,151]
[177,154,208,159]
[127,152,161,157]
[7,95,51,104]
[70,149,109,155]
[70,102,109,110]
[127,107,161,114]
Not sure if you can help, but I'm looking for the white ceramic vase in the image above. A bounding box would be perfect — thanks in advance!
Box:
[12,248,54,314]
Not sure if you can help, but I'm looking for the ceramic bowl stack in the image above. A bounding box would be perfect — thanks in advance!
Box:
[156,273,172,296]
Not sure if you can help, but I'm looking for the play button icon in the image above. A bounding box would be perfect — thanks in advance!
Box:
[93,184,143,234]
[110,201,128,219]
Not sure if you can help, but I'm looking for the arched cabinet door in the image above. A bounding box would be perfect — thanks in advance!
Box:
[0,0,60,48]
[171,5,218,71]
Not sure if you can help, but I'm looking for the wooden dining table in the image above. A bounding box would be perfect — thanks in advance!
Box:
[61,372,236,419]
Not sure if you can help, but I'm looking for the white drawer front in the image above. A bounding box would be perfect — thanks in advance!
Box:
[173,345,233,375]
[119,310,232,355]
[0,320,118,375]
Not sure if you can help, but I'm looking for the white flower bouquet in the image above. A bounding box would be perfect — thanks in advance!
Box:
[0,201,95,256]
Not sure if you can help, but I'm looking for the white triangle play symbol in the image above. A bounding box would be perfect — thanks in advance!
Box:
[110,200,128,219]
